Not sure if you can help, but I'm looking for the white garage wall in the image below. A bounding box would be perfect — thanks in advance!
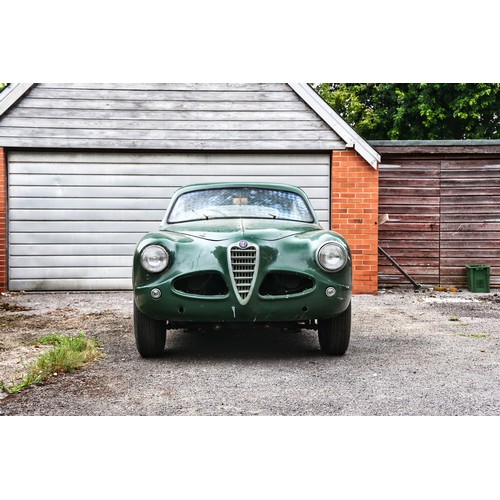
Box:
[8,151,331,291]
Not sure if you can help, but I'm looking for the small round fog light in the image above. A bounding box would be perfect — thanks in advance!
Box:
[325,286,336,297]
[151,288,162,299]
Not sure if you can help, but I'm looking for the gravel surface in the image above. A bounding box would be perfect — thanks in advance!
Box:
[0,289,499,416]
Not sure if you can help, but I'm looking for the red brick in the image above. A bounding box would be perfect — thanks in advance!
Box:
[332,149,379,294]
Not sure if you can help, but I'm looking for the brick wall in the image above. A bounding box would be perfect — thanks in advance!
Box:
[0,148,6,292]
[331,149,379,294]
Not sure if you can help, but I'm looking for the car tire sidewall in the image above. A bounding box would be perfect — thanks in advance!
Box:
[318,301,351,356]
[134,303,166,357]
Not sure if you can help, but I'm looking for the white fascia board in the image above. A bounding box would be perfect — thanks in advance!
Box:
[288,83,380,169]
[0,83,34,116]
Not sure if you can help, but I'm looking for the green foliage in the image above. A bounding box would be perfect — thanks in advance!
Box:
[314,83,500,140]
[0,83,7,92]
[0,332,102,395]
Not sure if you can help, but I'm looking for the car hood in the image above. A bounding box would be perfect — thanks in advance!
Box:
[159,219,322,242]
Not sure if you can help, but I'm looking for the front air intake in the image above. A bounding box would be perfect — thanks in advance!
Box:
[228,243,259,304]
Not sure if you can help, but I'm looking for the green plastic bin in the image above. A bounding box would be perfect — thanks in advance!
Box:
[465,265,490,293]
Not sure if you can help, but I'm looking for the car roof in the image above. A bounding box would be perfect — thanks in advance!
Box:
[173,182,309,196]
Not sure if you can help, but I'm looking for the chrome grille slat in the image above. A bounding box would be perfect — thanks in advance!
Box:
[229,245,258,304]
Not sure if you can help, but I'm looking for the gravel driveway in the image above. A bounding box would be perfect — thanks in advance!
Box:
[0,289,499,416]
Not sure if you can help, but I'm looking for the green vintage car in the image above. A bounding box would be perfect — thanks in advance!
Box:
[133,182,352,357]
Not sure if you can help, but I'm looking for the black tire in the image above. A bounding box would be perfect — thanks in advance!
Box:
[134,303,166,358]
[318,302,351,356]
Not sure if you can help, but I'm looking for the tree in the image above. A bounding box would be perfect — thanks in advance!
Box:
[314,83,500,140]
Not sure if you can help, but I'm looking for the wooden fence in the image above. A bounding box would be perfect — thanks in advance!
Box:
[375,143,500,289]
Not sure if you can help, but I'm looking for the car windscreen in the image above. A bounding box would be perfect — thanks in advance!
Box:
[167,187,315,223]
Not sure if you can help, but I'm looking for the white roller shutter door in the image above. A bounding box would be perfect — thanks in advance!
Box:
[8,151,331,290]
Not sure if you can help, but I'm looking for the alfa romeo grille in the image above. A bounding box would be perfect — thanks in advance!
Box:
[229,244,259,304]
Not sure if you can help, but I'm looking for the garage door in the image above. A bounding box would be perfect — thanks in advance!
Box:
[8,151,331,291]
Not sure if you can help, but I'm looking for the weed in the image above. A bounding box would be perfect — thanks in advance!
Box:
[458,333,490,339]
[449,317,460,322]
[0,332,102,395]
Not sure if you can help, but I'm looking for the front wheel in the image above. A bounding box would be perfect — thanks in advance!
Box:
[134,303,166,358]
[318,302,351,356]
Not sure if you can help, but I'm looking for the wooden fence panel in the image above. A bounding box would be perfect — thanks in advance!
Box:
[378,156,500,289]
[440,160,500,287]
[378,161,441,286]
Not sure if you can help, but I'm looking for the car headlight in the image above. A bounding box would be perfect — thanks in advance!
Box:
[316,242,348,272]
[140,245,169,273]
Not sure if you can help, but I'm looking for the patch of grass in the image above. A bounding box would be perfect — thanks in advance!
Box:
[449,317,460,322]
[458,333,490,339]
[0,332,102,395]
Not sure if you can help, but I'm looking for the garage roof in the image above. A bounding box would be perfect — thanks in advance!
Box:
[0,83,379,168]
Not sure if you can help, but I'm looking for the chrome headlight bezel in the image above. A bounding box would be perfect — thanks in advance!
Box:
[316,242,348,272]
[140,244,169,274]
